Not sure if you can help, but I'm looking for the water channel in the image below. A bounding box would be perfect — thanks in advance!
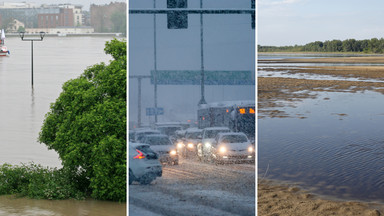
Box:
[0,36,126,215]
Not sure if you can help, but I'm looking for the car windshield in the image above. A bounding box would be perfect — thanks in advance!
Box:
[220,135,248,143]
[186,132,201,139]
[146,137,172,145]
[205,129,230,138]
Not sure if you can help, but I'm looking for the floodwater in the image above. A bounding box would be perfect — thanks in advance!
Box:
[0,36,126,215]
[258,55,384,203]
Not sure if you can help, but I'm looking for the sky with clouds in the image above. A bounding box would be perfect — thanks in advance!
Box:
[257,0,384,46]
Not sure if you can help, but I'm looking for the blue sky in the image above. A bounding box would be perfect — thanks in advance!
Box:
[258,0,384,46]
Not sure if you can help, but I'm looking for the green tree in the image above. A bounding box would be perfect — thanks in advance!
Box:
[39,38,126,202]
[111,11,127,35]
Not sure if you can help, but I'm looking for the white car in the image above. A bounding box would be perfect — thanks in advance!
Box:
[197,127,231,161]
[210,132,255,163]
[134,129,161,142]
[129,143,162,185]
[182,128,203,158]
[141,134,179,165]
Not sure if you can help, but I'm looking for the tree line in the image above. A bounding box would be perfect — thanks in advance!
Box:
[258,38,384,53]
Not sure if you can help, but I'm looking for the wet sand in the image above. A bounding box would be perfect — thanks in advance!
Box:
[258,56,384,215]
[258,180,383,216]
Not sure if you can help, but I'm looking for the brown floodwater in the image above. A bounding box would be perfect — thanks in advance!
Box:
[0,36,126,215]
[0,196,126,216]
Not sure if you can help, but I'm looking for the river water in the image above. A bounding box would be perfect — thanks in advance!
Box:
[0,36,126,215]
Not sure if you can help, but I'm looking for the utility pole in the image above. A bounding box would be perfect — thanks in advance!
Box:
[130,75,151,128]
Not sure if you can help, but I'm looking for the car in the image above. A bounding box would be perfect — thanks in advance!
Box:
[209,132,255,163]
[197,127,231,161]
[134,129,161,142]
[141,134,179,165]
[129,142,162,185]
[182,128,203,158]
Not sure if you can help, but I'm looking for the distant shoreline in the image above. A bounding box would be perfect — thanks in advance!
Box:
[258,51,384,56]
[5,33,125,38]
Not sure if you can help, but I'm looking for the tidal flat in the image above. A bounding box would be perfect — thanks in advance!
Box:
[258,55,384,216]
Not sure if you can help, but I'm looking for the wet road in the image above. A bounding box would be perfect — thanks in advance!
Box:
[129,158,255,216]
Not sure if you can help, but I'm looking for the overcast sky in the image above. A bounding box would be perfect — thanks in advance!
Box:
[129,0,255,125]
[2,0,125,10]
[258,0,384,46]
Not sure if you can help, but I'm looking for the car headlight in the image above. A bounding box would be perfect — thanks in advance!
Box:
[187,143,194,149]
[170,150,177,155]
[204,142,211,148]
[248,146,254,153]
[219,146,227,154]
[177,143,184,148]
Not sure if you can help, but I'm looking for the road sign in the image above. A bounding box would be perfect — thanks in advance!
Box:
[146,107,164,116]
[151,70,254,85]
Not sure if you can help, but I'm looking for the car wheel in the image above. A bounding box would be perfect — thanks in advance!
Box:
[139,173,155,185]
[129,169,134,185]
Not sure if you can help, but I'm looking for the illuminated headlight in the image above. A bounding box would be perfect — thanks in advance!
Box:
[170,150,177,155]
[248,146,254,153]
[219,146,227,154]
[187,143,194,149]
[177,143,184,148]
[204,142,211,148]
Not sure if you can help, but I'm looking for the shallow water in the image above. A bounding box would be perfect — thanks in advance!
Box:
[0,36,125,215]
[258,90,384,202]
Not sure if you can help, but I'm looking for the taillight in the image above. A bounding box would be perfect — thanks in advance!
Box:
[133,149,145,159]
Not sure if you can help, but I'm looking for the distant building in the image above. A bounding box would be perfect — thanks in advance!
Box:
[90,2,126,33]
[0,3,84,29]
[0,2,37,8]
[6,19,24,33]
[25,26,94,34]
[38,8,74,28]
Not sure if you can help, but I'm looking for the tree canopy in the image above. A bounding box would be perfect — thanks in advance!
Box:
[38,38,126,201]
[258,37,384,53]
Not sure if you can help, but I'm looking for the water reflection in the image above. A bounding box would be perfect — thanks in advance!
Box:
[259,91,384,202]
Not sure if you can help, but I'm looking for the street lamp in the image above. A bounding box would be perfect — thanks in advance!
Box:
[19,31,45,88]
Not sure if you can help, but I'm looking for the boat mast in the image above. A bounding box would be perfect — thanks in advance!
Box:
[1,29,5,45]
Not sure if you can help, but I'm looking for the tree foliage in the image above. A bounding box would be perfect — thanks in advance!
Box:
[38,38,126,202]
[258,37,384,53]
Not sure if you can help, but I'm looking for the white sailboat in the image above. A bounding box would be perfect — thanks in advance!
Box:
[0,29,10,56]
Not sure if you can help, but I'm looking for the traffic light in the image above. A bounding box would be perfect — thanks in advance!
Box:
[167,0,188,29]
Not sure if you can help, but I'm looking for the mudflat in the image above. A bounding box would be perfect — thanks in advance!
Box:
[258,56,384,215]
[258,180,383,216]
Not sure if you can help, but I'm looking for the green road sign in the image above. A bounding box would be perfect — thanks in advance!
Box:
[150,70,254,85]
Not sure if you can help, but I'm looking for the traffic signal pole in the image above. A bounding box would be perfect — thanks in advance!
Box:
[153,0,158,123]
[198,0,206,105]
